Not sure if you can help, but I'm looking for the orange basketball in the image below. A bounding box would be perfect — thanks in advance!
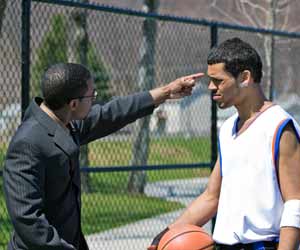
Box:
[157,224,214,250]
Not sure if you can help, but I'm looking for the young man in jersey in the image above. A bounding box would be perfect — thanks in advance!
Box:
[148,38,300,250]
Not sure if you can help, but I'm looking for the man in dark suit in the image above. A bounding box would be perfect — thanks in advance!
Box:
[3,63,203,250]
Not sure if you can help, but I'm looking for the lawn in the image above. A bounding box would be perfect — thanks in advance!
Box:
[0,136,211,249]
[89,136,211,182]
[81,192,183,234]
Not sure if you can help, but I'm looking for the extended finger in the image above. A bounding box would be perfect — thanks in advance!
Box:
[184,72,205,80]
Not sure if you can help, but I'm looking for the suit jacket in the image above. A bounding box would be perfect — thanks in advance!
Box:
[3,92,154,250]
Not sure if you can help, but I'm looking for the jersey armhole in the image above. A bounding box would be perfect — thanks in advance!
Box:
[273,118,300,168]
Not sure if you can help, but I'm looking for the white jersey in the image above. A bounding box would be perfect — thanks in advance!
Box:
[213,105,300,245]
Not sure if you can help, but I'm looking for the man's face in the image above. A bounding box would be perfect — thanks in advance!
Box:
[207,63,242,109]
[72,78,96,120]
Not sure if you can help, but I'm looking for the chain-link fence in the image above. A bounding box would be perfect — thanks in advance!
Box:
[1,1,300,249]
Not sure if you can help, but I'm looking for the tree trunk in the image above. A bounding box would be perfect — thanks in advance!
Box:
[264,0,277,99]
[127,0,159,194]
[67,2,91,193]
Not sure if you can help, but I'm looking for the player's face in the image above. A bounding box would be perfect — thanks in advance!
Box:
[207,63,242,109]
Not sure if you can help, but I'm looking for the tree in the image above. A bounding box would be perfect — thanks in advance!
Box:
[31,14,110,101]
[31,15,67,97]
[67,7,91,193]
[127,0,159,194]
[67,6,111,193]
[31,11,111,193]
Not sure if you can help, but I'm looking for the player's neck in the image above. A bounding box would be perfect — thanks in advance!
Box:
[236,88,269,122]
[235,88,273,133]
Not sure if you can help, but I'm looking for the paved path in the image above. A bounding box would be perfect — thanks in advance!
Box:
[86,178,210,250]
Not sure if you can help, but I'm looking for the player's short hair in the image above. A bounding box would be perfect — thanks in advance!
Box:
[41,63,91,110]
[207,37,263,83]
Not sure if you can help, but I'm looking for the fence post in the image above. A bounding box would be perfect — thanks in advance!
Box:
[210,24,218,233]
[21,0,31,118]
[269,36,275,101]
[210,24,218,168]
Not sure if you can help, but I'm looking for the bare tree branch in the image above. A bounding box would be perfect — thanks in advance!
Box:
[210,0,244,26]
[242,0,268,14]
[278,2,290,30]
[277,0,293,9]
[240,0,262,27]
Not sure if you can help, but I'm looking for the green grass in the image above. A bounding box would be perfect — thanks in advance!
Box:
[89,136,211,181]
[81,192,183,234]
[0,136,211,248]
[0,179,13,250]
[89,137,210,166]
[0,143,7,171]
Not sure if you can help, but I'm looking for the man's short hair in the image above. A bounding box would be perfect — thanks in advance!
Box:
[41,63,92,110]
[207,37,263,83]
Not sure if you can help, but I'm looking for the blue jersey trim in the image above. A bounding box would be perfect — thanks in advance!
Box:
[218,136,222,177]
[233,116,240,136]
[274,119,300,166]
[252,241,265,250]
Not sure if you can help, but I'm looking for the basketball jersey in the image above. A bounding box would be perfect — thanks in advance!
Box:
[213,105,300,244]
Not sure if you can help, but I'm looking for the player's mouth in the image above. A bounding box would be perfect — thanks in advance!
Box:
[212,93,222,101]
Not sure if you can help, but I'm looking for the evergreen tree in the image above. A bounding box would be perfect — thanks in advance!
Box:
[31,14,110,101]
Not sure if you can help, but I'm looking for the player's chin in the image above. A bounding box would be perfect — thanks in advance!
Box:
[217,102,227,109]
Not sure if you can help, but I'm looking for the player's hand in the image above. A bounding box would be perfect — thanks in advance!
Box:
[147,227,170,250]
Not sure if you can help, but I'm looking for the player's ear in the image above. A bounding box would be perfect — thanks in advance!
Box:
[241,70,251,83]
[238,70,251,88]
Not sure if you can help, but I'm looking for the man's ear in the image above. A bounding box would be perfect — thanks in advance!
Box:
[69,99,78,111]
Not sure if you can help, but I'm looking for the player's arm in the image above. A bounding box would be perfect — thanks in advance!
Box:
[147,158,221,250]
[277,122,300,250]
[170,157,221,227]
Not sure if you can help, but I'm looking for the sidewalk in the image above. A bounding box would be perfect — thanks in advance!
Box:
[86,178,210,250]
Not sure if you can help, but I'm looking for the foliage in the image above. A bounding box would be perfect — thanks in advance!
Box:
[31,15,67,97]
[31,14,111,101]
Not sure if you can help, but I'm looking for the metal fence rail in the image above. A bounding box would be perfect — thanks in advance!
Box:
[1,1,300,249]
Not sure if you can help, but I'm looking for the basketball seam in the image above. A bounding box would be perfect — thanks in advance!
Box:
[161,230,212,250]
[196,243,215,250]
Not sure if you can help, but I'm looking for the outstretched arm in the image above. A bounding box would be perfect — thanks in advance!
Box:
[79,72,204,144]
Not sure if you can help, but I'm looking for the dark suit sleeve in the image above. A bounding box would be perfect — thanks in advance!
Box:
[3,139,75,250]
[78,91,155,144]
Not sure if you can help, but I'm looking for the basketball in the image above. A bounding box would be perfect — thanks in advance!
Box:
[157,224,214,250]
